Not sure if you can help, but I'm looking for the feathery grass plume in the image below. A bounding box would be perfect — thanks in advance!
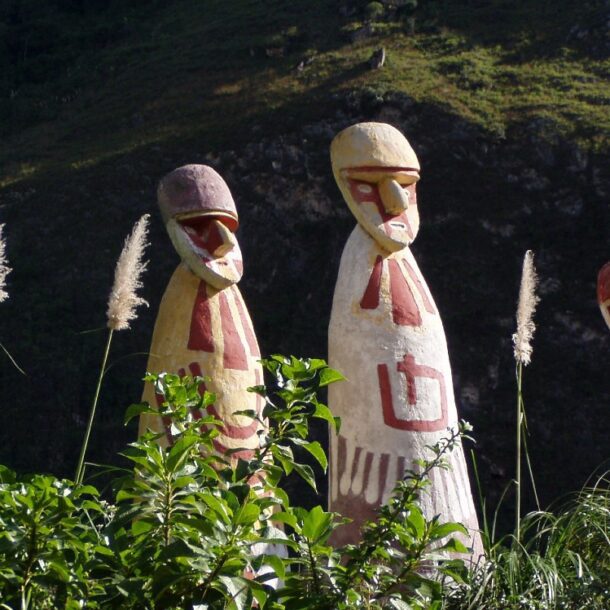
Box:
[512,250,541,540]
[512,250,539,366]
[76,215,150,485]
[106,214,150,330]
[0,223,12,302]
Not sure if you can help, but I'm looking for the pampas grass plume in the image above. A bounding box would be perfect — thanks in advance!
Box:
[512,250,539,366]
[106,214,150,331]
[0,224,11,303]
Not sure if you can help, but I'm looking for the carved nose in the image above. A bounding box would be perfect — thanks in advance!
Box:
[212,219,237,256]
[378,178,410,215]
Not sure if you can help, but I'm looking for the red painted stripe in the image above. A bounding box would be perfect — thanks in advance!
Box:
[213,438,255,460]
[360,256,383,309]
[188,360,258,439]
[401,259,435,314]
[377,453,390,504]
[397,456,406,482]
[388,259,421,326]
[345,166,419,174]
[362,450,374,496]
[211,406,259,439]
[188,281,215,352]
[337,435,347,481]
[234,295,261,357]
[219,291,249,371]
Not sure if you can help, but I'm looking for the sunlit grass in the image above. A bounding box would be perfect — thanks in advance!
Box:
[1,0,608,188]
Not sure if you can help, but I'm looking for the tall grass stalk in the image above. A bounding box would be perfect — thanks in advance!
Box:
[75,215,149,485]
[0,223,25,375]
[512,250,539,541]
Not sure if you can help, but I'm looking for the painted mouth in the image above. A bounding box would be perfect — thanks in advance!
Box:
[176,212,236,261]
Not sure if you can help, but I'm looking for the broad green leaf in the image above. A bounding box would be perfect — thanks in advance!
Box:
[236,503,260,526]
[124,401,156,425]
[429,522,468,540]
[318,367,346,387]
[302,441,327,471]
[270,511,298,529]
[260,552,286,580]
[292,463,316,491]
[436,537,470,554]
[301,505,333,543]
[201,493,231,524]
[406,505,426,539]
[166,433,199,471]
[313,402,340,433]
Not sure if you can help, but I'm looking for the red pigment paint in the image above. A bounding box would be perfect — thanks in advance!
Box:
[388,259,421,326]
[348,178,414,241]
[344,166,419,174]
[180,217,225,254]
[188,282,215,352]
[212,438,254,460]
[377,453,389,504]
[401,259,435,314]
[377,355,448,432]
[219,290,248,370]
[187,361,258,440]
[597,262,610,303]
[234,295,260,356]
[360,256,383,309]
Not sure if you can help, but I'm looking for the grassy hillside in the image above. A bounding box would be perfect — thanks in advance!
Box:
[1,0,608,188]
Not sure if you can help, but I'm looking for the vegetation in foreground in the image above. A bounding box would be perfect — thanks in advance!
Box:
[0,358,473,609]
[0,357,607,608]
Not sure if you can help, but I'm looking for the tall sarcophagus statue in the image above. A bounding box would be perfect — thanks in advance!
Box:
[139,164,264,462]
[327,123,482,555]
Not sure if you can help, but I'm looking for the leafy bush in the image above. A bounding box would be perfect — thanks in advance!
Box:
[0,356,471,609]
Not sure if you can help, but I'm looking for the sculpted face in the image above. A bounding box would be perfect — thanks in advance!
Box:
[158,165,243,290]
[331,122,421,252]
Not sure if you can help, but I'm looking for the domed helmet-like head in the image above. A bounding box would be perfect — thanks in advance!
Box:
[331,122,420,252]
[158,164,243,290]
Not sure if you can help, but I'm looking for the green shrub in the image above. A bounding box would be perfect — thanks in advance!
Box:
[0,356,471,609]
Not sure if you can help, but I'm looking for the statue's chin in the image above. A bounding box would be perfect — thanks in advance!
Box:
[364,226,411,253]
[166,219,243,290]
[349,205,418,254]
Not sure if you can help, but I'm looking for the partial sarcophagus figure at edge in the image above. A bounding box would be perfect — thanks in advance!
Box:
[598,262,610,330]
[328,122,483,556]
[139,164,265,462]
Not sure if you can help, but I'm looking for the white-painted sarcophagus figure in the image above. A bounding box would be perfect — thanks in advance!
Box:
[328,123,482,555]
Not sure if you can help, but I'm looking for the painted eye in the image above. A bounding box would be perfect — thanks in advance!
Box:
[357,183,374,194]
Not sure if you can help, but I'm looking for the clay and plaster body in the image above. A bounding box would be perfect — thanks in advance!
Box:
[328,123,482,555]
[139,263,263,458]
[139,165,263,461]
[597,262,610,330]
